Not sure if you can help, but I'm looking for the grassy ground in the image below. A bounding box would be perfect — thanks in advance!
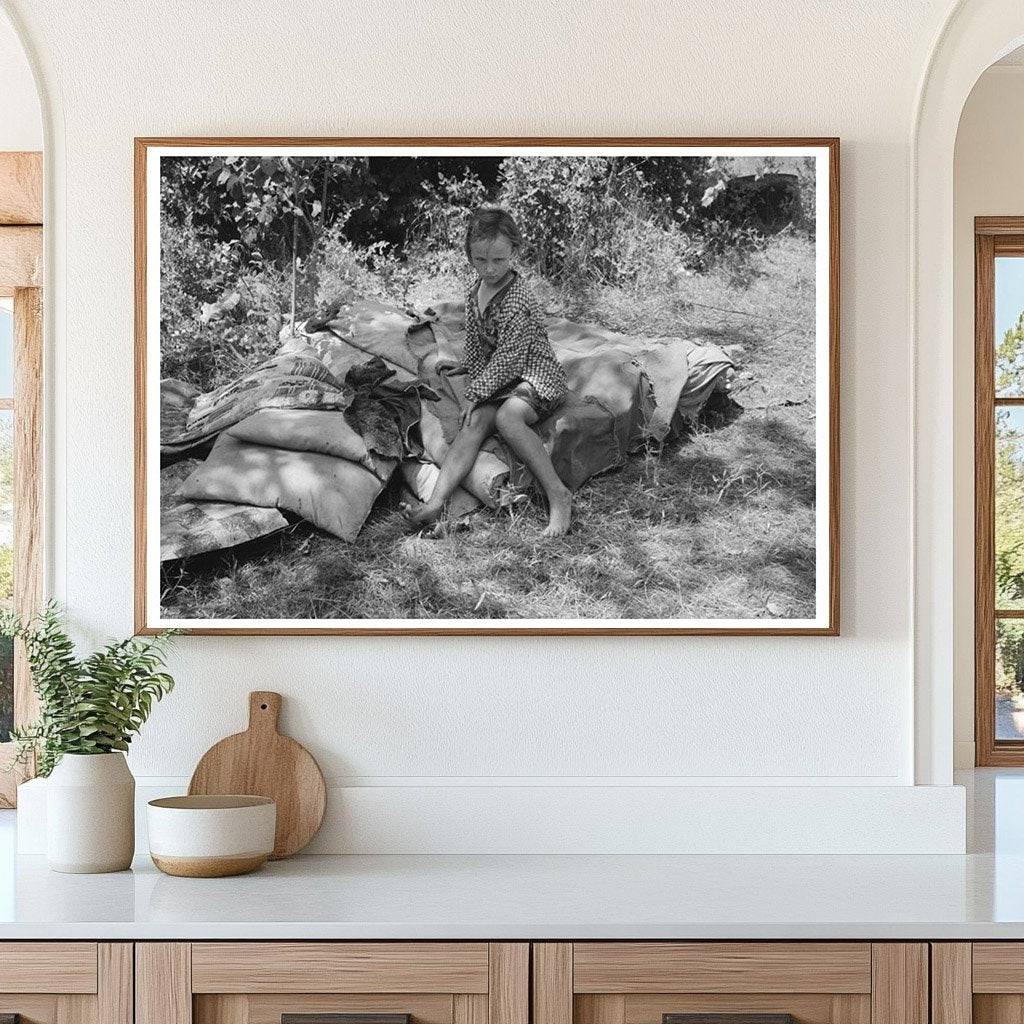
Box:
[161,232,818,621]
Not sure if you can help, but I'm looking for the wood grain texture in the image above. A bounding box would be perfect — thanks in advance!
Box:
[188,691,326,858]
[13,287,42,722]
[831,995,872,1024]
[55,995,95,1024]
[235,994,452,1024]
[0,286,45,805]
[454,995,487,1024]
[976,229,999,765]
[192,942,489,994]
[534,944,572,1024]
[870,945,927,1024]
[136,943,192,1024]
[623,994,836,1024]
[573,943,872,994]
[972,943,1024,991]
[194,995,249,1024]
[489,943,528,1024]
[0,227,41,288]
[931,945,971,1024]
[133,135,839,637]
[97,945,133,1024]
[978,217,1024,235]
[0,152,42,224]
[0,943,97,993]
[576,996,626,1024]
[0,997,58,1024]
[975,995,1024,1024]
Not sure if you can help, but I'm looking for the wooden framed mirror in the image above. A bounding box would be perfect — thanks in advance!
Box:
[0,151,43,806]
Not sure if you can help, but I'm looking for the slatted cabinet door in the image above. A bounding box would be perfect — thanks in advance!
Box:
[136,943,529,1024]
[933,942,1024,1024]
[533,944,928,1024]
[0,942,132,1024]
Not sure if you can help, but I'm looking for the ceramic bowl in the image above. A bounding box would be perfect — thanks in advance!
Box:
[146,795,276,877]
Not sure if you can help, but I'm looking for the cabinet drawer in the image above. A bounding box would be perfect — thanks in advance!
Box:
[139,942,528,1024]
[572,943,872,994]
[191,943,490,993]
[0,942,98,993]
[534,943,926,1024]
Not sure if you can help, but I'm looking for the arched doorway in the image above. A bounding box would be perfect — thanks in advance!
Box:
[914,0,1024,785]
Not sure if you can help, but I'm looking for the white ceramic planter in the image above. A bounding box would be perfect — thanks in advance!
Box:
[46,752,135,873]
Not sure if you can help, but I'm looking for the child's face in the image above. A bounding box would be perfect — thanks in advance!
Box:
[469,236,514,285]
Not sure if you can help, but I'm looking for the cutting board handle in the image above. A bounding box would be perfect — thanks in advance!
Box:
[248,691,282,734]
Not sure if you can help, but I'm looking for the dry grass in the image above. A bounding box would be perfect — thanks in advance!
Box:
[161,232,819,622]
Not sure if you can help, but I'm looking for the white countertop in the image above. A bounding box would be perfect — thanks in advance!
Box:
[0,849,1022,940]
[0,769,1021,941]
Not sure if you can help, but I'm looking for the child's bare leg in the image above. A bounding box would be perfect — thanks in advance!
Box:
[404,405,497,526]
[494,397,572,537]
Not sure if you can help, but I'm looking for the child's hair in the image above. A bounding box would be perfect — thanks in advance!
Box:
[464,205,523,259]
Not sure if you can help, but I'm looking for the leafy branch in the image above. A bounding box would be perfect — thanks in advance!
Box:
[0,603,179,777]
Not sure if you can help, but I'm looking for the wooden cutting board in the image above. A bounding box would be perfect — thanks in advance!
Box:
[188,691,326,859]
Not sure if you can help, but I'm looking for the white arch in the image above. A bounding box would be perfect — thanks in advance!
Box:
[913,0,1024,785]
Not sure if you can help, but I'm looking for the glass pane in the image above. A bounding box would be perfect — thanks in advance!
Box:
[0,301,12,399]
[0,410,11,742]
[997,407,1024,609]
[998,619,1024,740]
[996,256,1024,396]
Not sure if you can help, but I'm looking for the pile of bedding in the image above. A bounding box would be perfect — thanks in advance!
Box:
[159,294,735,561]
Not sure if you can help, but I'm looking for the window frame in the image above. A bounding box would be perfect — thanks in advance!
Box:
[0,151,43,806]
[975,217,1024,765]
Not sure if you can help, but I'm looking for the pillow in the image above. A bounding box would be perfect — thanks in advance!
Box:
[176,433,394,541]
[227,408,370,464]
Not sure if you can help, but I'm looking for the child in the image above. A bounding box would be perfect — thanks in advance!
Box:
[404,206,572,537]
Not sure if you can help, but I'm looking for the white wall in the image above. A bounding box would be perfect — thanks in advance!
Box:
[952,65,1024,768]
[0,8,39,151]
[0,0,972,851]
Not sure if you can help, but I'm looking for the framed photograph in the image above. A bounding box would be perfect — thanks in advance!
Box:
[135,137,839,635]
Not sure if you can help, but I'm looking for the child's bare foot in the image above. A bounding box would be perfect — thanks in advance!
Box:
[542,485,572,538]
[399,500,443,529]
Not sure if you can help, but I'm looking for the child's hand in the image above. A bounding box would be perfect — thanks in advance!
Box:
[435,359,467,377]
[459,403,477,428]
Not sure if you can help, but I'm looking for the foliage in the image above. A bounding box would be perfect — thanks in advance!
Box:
[995,315,1024,616]
[0,603,179,776]
[997,621,1024,694]
[997,311,1024,395]
[159,153,810,393]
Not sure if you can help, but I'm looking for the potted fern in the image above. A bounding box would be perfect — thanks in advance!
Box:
[1,603,178,873]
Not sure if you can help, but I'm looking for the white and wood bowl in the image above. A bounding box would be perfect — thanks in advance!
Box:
[147,795,276,877]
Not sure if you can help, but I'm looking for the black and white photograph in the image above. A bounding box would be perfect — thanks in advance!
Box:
[137,140,838,634]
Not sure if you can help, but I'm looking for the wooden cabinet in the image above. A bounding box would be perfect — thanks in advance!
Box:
[0,942,132,1024]
[136,943,528,1024]
[532,943,928,1024]
[931,943,1024,1024]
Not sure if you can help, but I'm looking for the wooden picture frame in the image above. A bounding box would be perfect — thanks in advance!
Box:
[135,137,840,636]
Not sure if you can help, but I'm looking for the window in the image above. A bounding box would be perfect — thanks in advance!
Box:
[975,220,1024,764]
[0,299,11,744]
[0,151,42,805]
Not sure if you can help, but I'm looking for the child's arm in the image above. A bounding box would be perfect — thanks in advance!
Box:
[464,307,532,403]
